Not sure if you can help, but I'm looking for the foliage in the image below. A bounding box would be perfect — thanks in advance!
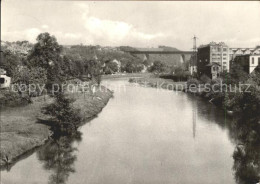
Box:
[187,78,199,88]
[12,66,47,96]
[0,90,31,107]
[149,60,166,73]
[104,61,118,74]
[122,60,143,73]
[200,74,211,84]
[42,91,82,134]
[174,66,190,81]
[37,133,81,184]
[27,33,62,69]
[26,33,64,89]
[0,50,21,78]
[228,63,249,85]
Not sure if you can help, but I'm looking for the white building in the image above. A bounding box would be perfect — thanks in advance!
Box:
[111,59,121,73]
[0,69,11,89]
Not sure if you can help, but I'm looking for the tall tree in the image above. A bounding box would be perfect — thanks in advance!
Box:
[27,32,64,89]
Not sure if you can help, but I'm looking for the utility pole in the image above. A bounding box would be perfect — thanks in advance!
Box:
[191,35,198,75]
[192,36,197,139]
[192,100,197,139]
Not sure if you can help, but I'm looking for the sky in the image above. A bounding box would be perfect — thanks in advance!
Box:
[2,1,260,50]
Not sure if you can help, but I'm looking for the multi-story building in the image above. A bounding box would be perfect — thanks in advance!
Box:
[197,42,229,79]
[232,54,260,74]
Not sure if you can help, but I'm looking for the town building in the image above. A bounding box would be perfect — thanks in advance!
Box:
[0,69,11,89]
[197,42,229,79]
[232,54,260,73]
[229,46,260,61]
[111,59,121,73]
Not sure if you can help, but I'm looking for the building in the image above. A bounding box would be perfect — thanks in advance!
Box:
[197,42,229,79]
[111,59,121,73]
[229,46,260,61]
[232,54,260,73]
[0,69,11,89]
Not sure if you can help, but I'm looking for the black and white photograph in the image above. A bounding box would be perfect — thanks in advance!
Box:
[1,1,260,184]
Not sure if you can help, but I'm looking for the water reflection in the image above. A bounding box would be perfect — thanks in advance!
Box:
[231,115,260,184]
[37,132,82,184]
[190,94,260,184]
[1,80,259,184]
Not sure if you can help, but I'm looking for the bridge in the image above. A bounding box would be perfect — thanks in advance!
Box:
[127,50,193,55]
[125,48,195,64]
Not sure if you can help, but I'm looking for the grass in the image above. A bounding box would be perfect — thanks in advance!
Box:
[0,86,113,167]
[0,96,53,166]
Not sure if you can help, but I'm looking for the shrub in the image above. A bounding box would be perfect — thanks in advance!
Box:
[187,78,199,88]
[0,90,31,107]
[41,91,82,135]
[200,74,211,84]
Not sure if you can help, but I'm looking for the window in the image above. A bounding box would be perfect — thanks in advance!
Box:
[223,62,227,65]
[223,57,227,60]
[0,78,4,84]
[223,53,227,56]
[223,48,227,51]
[252,57,255,64]
[258,57,260,65]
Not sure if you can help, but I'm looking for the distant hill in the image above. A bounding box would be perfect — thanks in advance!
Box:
[158,45,180,51]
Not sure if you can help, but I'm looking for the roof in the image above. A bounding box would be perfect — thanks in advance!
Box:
[235,54,260,57]
[199,42,228,49]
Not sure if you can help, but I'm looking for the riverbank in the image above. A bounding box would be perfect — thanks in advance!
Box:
[0,86,112,167]
[129,77,186,91]
[102,73,152,80]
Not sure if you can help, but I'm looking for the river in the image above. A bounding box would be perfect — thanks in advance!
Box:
[0,79,251,184]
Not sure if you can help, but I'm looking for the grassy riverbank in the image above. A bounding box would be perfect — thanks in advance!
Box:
[129,76,186,91]
[0,86,112,167]
[102,73,152,80]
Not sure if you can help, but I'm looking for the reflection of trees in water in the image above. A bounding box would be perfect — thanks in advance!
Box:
[232,116,260,184]
[37,132,82,184]
[191,96,260,183]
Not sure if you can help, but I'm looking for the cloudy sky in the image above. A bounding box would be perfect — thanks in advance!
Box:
[2,1,260,50]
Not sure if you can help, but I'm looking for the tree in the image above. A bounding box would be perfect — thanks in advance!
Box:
[27,32,62,69]
[85,60,102,85]
[42,91,82,134]
[0,50,21,77]
[149,60,166,73]
[228,63,249,85]
[105,61,118,74]
[27,33,64,89]
[12,66,47,96]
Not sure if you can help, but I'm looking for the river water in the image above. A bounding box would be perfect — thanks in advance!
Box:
[1,79,241,184]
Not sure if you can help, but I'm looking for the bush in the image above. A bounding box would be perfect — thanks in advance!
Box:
[200,74,211,84]
[187,78,199,88]
[41,91,82,135]
[0,90,31,107]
